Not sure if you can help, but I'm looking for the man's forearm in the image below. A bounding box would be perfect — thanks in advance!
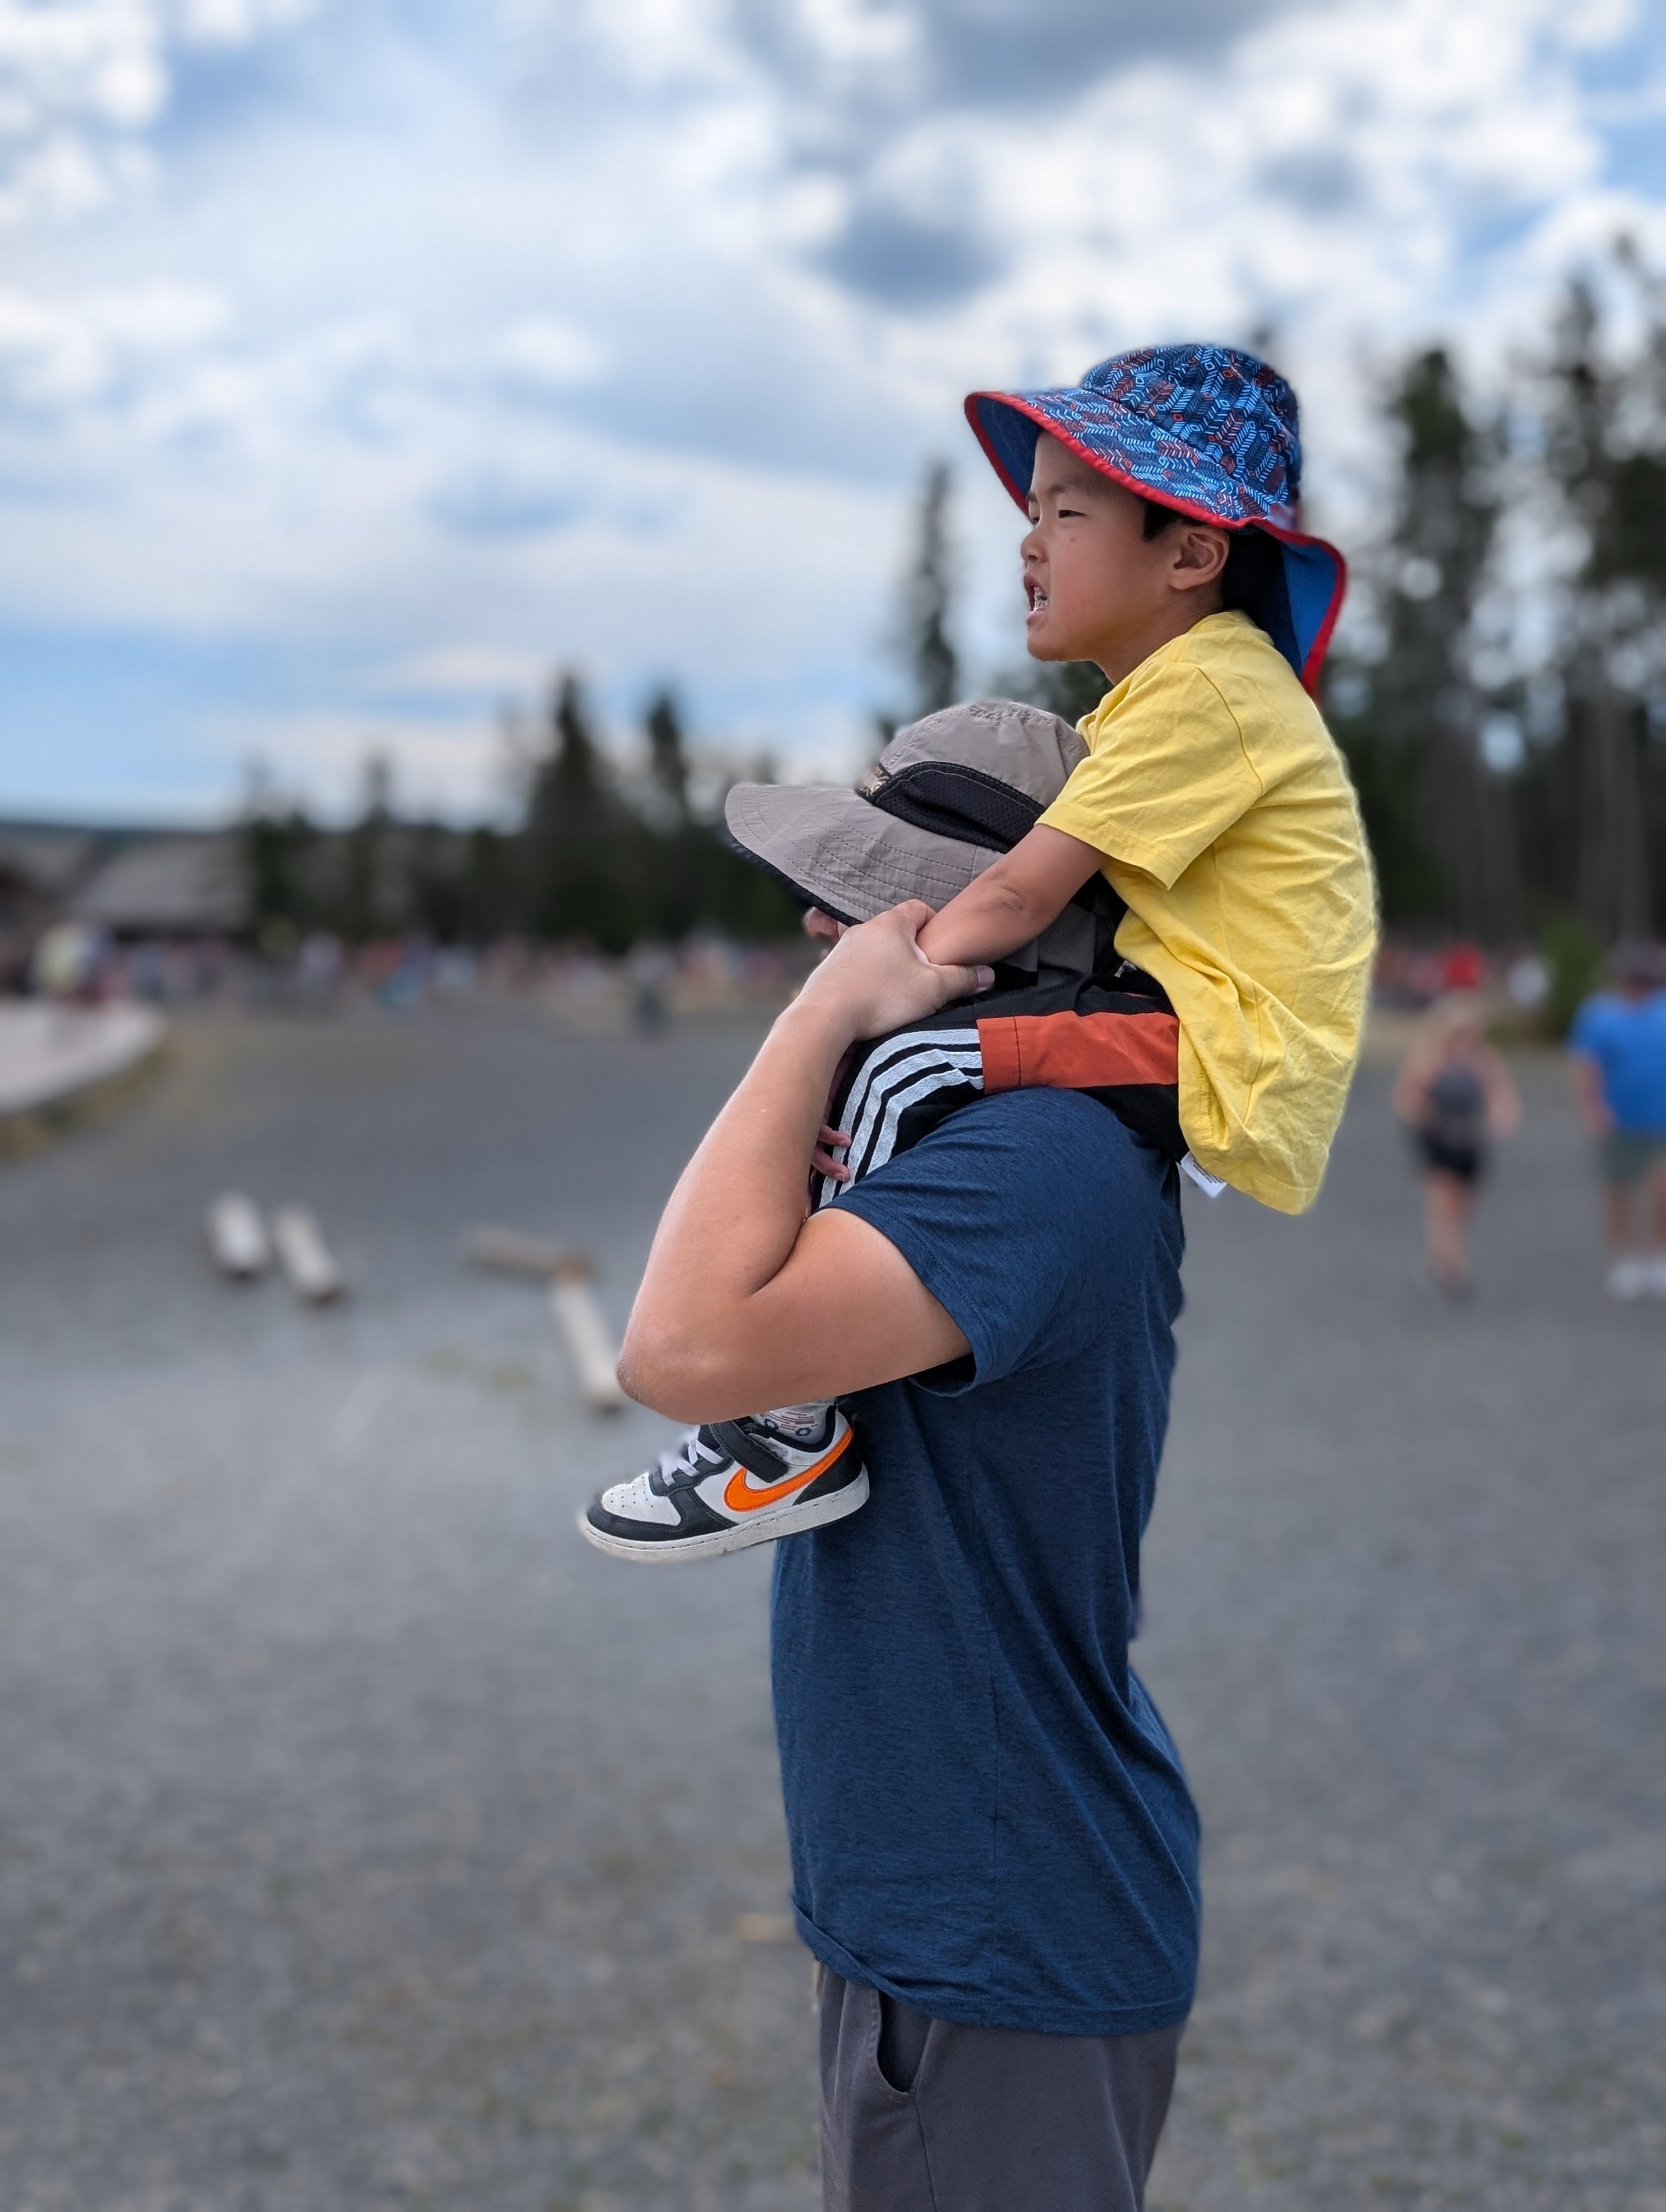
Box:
[617,904,988,1417]
[618,999,849,1400]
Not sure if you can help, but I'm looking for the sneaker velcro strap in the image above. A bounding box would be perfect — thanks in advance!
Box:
[705,1420,790,1480]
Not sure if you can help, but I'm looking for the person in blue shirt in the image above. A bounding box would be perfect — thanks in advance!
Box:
[1568,943,1666,1300]
[617,745,1197,2205]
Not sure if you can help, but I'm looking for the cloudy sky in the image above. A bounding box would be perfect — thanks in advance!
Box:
[3,0,1665,822]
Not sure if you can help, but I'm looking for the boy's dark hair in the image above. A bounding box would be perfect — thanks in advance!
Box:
[1140,496,1291,650]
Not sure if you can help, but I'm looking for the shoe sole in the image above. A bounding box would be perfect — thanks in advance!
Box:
[576,1469,870,1562]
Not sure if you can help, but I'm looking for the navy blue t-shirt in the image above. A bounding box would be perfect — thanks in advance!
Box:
[771,1088,1197,2036]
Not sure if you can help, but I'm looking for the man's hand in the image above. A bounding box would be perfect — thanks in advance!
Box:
[793,900,992,1041]
[797,901,990,1182]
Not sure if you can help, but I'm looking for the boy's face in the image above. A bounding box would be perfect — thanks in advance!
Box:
[1021,432,1227,675]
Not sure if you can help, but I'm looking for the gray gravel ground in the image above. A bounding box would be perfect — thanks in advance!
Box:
[0,1002,1661,2212]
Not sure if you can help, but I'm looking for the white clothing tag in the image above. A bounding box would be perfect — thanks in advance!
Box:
[1179,1152,1228,1199]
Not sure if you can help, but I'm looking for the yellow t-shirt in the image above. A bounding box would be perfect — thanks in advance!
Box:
[1038,609,1377,1214]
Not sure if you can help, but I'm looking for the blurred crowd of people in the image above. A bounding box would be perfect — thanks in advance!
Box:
[1392,939,1666,1300]
[1374,938,1551,1024]
[17,917,812,1026]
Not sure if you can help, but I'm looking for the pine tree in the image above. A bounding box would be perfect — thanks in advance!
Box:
[242,807,318,938]
[338,751,396,941]
[1020,660,1110,726]
[1538,259,1664,940]
[905,461,959,718]
[645,687,691,822]
[1330,349,1517,935]
[523,674,639,949]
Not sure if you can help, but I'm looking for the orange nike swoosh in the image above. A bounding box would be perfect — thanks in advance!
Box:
[723,1430,851,1514]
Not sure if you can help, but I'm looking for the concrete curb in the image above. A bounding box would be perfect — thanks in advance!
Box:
[0,1003,169,1159]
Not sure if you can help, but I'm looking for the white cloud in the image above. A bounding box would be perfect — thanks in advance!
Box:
[217,702,514,821]
[493,316,608,395]
[0,279,226,408]
[0,4,168,137]
[178,0,319,42]
[0,0,1660,818]
[0,0,319,228]
[372,646,550,697]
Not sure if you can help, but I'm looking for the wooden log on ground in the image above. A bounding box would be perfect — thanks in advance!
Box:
[463,1225,594,1281]
[272,1206,345,1304]
[464,1223,623,1411]
[548,1274,628,1413]
[206,1192,269,1281]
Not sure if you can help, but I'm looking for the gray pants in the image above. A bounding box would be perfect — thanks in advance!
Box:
[818,1967,1182,2211]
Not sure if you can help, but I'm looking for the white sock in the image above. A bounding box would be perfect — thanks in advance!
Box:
[760,1400,833,1442]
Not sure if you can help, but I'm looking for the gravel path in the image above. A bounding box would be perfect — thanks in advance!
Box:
[0,1004,1660,2211]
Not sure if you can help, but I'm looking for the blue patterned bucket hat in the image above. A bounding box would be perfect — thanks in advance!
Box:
[965,343,1345,692]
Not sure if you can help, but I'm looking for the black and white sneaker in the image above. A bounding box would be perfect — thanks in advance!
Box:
[578,1406,868,1561]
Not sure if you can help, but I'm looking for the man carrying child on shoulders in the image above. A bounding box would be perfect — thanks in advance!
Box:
[591,345,1376,2209]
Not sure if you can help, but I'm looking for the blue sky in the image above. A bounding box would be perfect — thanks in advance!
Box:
[2,0,1665,822]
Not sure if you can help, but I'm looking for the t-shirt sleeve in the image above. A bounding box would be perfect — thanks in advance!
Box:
[1038,662,1264,888]
[834,1089,1168,1394]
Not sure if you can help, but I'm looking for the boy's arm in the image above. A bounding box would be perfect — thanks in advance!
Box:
[915,822,1106,968]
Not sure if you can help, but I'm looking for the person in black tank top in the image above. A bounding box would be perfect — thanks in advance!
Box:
[1392,992,1521,1295]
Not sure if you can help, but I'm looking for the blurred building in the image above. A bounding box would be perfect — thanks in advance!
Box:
[71,835,243,937]
[0,819,242,988]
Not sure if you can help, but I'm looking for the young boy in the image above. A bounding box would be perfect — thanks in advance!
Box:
[581,343,1377,1561]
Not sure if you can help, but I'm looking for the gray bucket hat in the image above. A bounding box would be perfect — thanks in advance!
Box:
[723,698,1086,924]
